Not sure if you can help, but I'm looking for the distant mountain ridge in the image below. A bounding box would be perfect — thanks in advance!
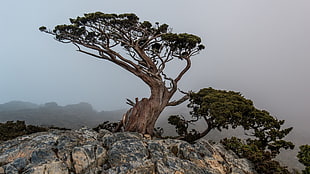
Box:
[0,101,124,129]
[0,101,39,112]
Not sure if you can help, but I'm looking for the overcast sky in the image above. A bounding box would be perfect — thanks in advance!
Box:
[0,0,309,129]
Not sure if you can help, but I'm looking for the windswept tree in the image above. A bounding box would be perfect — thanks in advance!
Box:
[168,88,294,173]
[169,88,294,151]
[40,12,205,135]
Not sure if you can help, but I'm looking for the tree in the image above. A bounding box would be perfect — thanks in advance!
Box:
[168,88,294,154]
[297,145,310,174]
[40,12,204,135]
[167,87,294,172]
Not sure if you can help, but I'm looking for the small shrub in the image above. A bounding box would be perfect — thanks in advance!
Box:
[0,121,48,141]
[221,137,291,174]
[93,121,118,132]
[297,144,310,174]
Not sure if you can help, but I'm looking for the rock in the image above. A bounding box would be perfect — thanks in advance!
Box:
[10,157,28,172]
[2,164,19,174]
[212,143,256,174]
[72,144,107,174]
[24,161,69,174]
[30,148,58,165]
[0,128,257,174]
[102,132,143,148]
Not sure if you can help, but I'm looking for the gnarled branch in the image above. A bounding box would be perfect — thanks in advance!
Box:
[167,94,190,106]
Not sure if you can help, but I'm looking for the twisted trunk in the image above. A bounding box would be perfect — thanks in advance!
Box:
[122,84,170,135]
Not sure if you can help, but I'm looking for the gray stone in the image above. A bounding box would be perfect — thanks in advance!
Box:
[155,156,213,174]
[102,132,143,149]
[3,164,18,174]
[30,148,57,165]
[23,161,69,174]
[104,160,155,174]
[98,129,112,139]
[0,128,257,174]
[0,167,4,174]
[108,139,149,167]
[72,144,107,174]
[11,157,28,171]
[212,143,257,174]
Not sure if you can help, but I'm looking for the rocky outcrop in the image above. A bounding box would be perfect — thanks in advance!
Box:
[0,128,256,174]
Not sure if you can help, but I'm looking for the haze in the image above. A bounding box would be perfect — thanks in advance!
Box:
[0,1,309,132]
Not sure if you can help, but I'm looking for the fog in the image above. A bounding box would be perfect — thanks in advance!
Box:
[1,1,309,133]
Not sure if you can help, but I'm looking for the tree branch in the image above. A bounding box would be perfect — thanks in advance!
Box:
[167,94,190,106]
[197,115,213,138]
[175,57,191,83]
[77,49,109,60]
[134,46,158,73]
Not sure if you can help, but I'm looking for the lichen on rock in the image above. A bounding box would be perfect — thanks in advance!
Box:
[0,128,256,174]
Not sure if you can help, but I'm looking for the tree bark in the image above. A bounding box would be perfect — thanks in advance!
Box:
[122,85,170,135]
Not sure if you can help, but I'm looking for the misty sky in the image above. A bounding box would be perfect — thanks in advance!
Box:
[0,1,309,129]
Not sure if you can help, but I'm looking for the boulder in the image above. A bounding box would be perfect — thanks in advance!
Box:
[0,128,256,174]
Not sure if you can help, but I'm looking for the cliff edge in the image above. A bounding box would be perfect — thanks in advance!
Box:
[0,128,256,174]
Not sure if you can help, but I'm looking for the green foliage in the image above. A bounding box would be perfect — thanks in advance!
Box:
[167,115,200,142]
[0,121,48,141]
[40,12,204,62]
[166,87,294,172]
[168,88,294,152]
[181,87,294,154]
[168,115,188,136]
[189,87,254,131]
[221,137,291,174]
[39,26,47,31]
[43,12,167,43]
[161,33,205,57]
[297,145,310,174]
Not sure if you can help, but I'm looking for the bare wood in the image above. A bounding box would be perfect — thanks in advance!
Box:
[167,94,190,106]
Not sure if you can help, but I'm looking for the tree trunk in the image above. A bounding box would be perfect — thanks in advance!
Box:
[122,85,170,135]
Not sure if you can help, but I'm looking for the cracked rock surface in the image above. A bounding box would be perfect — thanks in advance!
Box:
[0,128,256,174]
